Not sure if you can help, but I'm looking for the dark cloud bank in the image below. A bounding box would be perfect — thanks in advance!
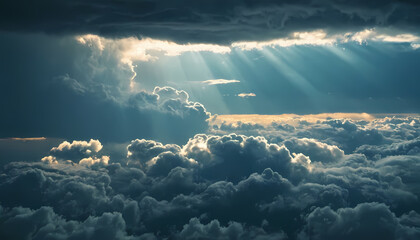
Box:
[1,0,420,43]
[1,116,420,239]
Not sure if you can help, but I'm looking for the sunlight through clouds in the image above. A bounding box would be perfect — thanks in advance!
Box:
[3,1,420,238]
[76,35,231,90]
[76,29,420,92]
[232,30,337,50]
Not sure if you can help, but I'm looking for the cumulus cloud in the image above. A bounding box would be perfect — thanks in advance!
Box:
[298,203,420,240]
[51,139,102,156]
[0,205,146,240]
[1,116,420,239]
[40,139,111,168]
[284,138,345,163]
[44,139,104,163]
[79,156,110,167]
[176,217,286,240]
[128,87,210,120]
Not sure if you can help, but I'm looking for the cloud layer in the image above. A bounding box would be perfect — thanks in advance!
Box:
[1,115,420,239]
[1,0,420,44]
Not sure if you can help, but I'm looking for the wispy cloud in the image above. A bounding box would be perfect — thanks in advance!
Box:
[238,93,256,98]
[1,137,47,141]
[202,79,240,85]
[232,29,420,50]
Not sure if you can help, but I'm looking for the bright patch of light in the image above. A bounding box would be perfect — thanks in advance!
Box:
[202,79,240,85]
[348,29,420,44]
[238,93,256,98]
[232,30,336,50]
[211,113,379,126]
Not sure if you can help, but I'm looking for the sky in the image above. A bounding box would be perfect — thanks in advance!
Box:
[1,0,420,239]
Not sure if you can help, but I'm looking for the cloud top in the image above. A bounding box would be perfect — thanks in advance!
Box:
[1,115,420,239]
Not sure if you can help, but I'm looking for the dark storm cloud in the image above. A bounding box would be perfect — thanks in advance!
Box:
[1,0,420,44]
[1,116,420,239]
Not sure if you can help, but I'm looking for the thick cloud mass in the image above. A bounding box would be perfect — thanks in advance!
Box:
[1,116,420,239]
[1,0,420,44]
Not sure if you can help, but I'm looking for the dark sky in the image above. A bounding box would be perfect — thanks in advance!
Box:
[1,0,420,44]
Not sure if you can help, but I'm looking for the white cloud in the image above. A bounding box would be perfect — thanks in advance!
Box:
[41,155,58,164]
[411,43,420,49]
[348,29,420,44]
[232,30,337,50]
[238,93,256,98]
[51,139,102,154]
[233,29,420,50]
[202,79,240,85]
[79,155,110,166]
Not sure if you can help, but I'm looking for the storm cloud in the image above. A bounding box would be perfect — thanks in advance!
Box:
[1,0,420,44]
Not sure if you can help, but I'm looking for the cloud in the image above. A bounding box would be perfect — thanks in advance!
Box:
[129,87,210,120]
[238,93,256,98]
[202,79,240,85]
[49,139,103,161]
[41,139,110,167]
[298,202,420,240]
[284,138,345,163]
[76,35,230,89]
[232,29,420,50]
[211,113,377,126]
[0,46,212,144]
[0,206,144,240]
[56,74,87,94]
[356,137,420,159]
[79,156,110,166]
[232,30,337,50]
[176,217,286,240]
[1,137,47,141]
[76,31,420,73]
[1,116,420,238]
[2,1,420,45]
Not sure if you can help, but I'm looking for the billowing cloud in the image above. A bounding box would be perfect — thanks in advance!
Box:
[0,206,144,240]
[298,202,420,240]
[41,139,110,167]
[2,1,420,238]
[284,138,345,163]
[1,116,420,238]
